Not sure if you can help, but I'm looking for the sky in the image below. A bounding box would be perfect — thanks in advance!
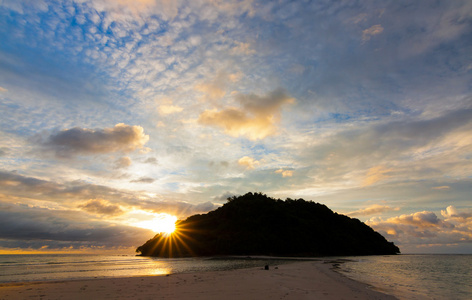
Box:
[0,0,471,255]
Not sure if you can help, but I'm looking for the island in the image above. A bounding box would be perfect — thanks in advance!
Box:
[136,192,400,257]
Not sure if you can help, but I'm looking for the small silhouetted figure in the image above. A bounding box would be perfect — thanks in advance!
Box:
[264,265,269,270]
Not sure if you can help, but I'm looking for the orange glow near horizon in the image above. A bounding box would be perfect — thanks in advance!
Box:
[140,220,198,258]
[0,247,137,255]
[133,212,178,235]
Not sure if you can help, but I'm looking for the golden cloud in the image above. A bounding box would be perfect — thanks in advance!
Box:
[238,156,260,170]
[362,165,392,186]
[367,207,472,249]
[433,186,450,190]
[198,88,295,140]
[231,41,256,55]
[114,156,132,169]
[386,211,442,227]
[275,169,293,177]
[95,0,179,19]
[195,71,241,102]
[158,104,183,115]
[348,204,399,217]
[362,24,384,41]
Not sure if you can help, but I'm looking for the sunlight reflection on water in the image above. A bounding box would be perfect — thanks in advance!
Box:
[0,254,295,283]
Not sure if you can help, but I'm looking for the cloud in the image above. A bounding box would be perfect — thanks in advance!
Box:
[157,97,183,116]
[83,0,180,20]
[198,88,295,140]
[37,123,149,158]
[195,71,240,102]
[212,191,236,203]
[144,157,158,164]
[348,204,399,217]
[231,41,256,55]
[0,204,152,250]
[299,106,472,183]
[384,211,442,227]
[433,186,450,190]
[0,170,130,204]
[0,147,8,156]
[2,0,472,254]
[441,205,472,219]
[0,86,7,92]
[78,199,125,216]
[275,169,293,177]
[158,104,183,115]
[130,177,155,183]
[362,24,384,41]
[367,207,472,250]
[139,200,218,218]
[114,156,132,169]
[238,156,260,170]
[0,171,215,219]
[362,165,392,186]
[207,0,255,18]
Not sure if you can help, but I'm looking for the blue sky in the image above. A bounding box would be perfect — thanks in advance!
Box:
[0,0,471,254]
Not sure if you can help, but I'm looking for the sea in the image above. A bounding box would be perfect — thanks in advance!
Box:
[335,254,472,300]
[0,254,470,300]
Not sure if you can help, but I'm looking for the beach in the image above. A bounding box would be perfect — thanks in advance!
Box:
[0,260,396,300]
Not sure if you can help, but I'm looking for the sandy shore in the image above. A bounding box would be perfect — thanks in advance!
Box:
[0,260,397,300]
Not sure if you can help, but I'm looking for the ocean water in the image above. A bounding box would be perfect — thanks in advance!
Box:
[336,254,472,300]
[0,254,294,283]
[1,254,470,300]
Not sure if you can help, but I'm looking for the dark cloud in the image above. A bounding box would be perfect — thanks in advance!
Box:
[35,123,149,158]
[130,177,155,183]
[0,204,152,249]
[0,170,128,203]
[78,199,125,216]
[114,156,132,169]
[0,170,218,219]
[143,157,158,164]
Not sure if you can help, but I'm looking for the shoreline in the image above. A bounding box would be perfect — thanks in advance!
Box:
[0,260,397,300]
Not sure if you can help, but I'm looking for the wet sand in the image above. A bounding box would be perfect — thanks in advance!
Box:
[0,260,397,299]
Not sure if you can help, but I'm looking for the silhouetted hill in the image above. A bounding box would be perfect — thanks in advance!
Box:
[136,193,400,257]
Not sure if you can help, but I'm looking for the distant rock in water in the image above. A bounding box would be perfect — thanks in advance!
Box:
[136,193,400,257]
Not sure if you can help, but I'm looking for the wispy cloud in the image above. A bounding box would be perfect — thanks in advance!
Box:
[348,204,400,217]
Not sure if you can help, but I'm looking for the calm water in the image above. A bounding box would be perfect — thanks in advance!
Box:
[336,254,472,300]
[0,254,294,283]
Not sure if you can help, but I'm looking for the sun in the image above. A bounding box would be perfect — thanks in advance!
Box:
[134,213,178,235]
